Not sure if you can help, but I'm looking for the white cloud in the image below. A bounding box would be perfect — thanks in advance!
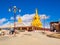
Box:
[45,25,50,28]
[10,14,49,22]
[0,18,7,24]
[1,21,14,28]
[10,17,14,20]
[40,14,49,20]
[21,14,34,22]
[1,13,50,28]
[3,22,10,26]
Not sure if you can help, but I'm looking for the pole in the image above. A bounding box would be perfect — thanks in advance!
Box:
[13,6,17,32]
[43,16,45,34]
[14,13,16,31]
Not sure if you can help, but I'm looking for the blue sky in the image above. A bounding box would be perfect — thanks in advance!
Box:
[0,0,60,28]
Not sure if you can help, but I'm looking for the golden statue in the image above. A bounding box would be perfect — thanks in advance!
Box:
[31,9,43,28]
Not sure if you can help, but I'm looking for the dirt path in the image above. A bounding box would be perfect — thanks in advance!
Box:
[0,31,60,45]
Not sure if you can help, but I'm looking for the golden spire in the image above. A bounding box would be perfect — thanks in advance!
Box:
[31,9,43,28]
[36,8,38,15]
[34,8,39,17]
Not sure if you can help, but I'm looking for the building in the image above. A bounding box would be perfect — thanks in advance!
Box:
[50,22,60,32]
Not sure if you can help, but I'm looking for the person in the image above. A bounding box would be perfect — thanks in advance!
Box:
[9,28,15,35]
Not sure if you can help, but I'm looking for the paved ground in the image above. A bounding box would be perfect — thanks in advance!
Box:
[0,31,60,45]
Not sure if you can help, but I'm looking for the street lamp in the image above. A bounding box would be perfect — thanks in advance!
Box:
[9,6,21,32]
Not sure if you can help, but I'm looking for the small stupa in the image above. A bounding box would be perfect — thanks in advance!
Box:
[16,17,24,27]
[31,9,43,28]
[18,17,22,23]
